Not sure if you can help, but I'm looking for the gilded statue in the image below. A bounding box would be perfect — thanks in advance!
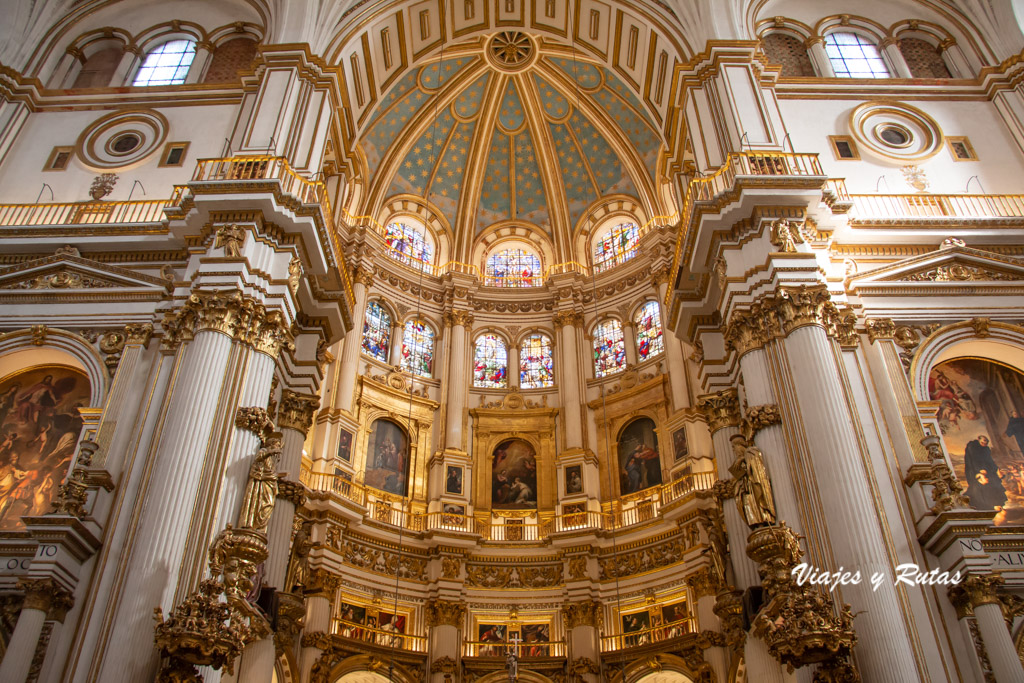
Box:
[729,435,777,528]
[770,218,804,253]
[238,436,282,532]
[285,520,314,592]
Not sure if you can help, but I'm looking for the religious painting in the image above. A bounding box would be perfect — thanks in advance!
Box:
[672,427,688,462]
[491,438,537,509]
[929,358,1024,524]
[445,465,463,495]
[562,502,586,527]
[621,611,651,647]
[364,419,409,496]
[0,365,89,530]
[521,623,550,656]
[332,468,352,496]
[617,418,663,495]
[565,464,583,495]
[337,602,367,638]
[478,623,507,655]
[336,429,353,462]
[379,611,406,647]
[661,601,690,637]
[442,503,465,526]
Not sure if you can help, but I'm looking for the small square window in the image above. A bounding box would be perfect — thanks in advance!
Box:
[828,135,859,160]
[44,146,74,171]
[159,141,190,167]
[947,136,977,161]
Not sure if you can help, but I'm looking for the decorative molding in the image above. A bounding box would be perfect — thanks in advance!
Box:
[235,407,276,445]
[425,599,465,628]
[277,390,320,434]
[561,600,602,630]
[160,289,293,357]
[18,578,74,622]
[464,563,562,589]
[552,310,584,329]
[696,388,741,433]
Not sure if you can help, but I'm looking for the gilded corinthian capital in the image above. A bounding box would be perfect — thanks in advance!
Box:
[444,309,474,328]
[277,390,320,434]
[160,290,294,357]
[553,310,584,329]
[561,599,602,630]
[425,599,466,628]
[696,388,741,433]
[18,577,75,622]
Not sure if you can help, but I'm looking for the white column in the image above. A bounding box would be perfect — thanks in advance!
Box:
[880,39,913,78]
[805,38,835,77]
[0,579,72,683]
[561,601,600,683]
[974,602,1024,682]
[938,39,972,78]
[333,273,369,413]
[427,599,465,682]
[709,421,759,590]
[555,312,584,451]
[780,324,919,682]
[185,41,215,84]
[622,321,638,366]
[111,46,140,86]
[389,322,404,366]
[444,311,472,452]
[51,48,83,88]
[299,587,334,681]
[693,592,728,683]
[508,342,520,389]
[655,276,690,411]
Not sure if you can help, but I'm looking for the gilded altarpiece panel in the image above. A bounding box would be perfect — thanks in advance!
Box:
[469,404,558,514]
[588,374,669,501]
[355,372,438,505]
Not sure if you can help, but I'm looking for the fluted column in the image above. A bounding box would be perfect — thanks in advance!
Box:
[334,270,370,413]
[805,38,834,77]
[0,579,73,683]
[299,569,341,682]
[236,391,318,683]
[427,599,465,682]
[879,38,913,78]
[185,40,215,84]
[688,574,728,683]
[562,600,601,683]
[389,321,404,366]
[554,311,585,451]
[95,292,292,683]
[653,270,689,411]
[771,289,919,682]
[622,320,638,366]
[51,47,83,88]
[508,342,520,389]
[111,44,141,86]
[443,310,473,452]
[953,576,1024,682]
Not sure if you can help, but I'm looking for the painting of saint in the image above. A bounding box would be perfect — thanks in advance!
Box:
[0,366,89,530]
[478,624,507,656]
[929,358,1024,524]
[491,439,537,510]
[446,465,463,495]
[521,623,550,656]
[622,611,651,647]
[617,418,663,495]
[565,465,583,495]
[672,427,688,462]
[364,419,409,496]
[336,429,353,462]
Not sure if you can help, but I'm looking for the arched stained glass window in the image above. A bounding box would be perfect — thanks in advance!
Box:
[592,319,626,377]
[384,221,433,270]
[824,33,890,78]
[132,40,197,86]
[485,248,542,287]
[634,301,664,361]
[401,320,435,377]
[520,334,554,388]
[362,301,391,361]
[593,221,640,272]
[473,334,508,388]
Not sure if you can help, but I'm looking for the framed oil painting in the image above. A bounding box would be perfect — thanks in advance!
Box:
[336,428,353,462]
[672,426,688,462]
[491,438,537,509]
[621,611,651,647]
[364,419,409,496]
[0,365,89,530]
[445,464,463,495]
[442,503,465,526]
[930,357,1024,524]
[565,464,583,495]
[521,623,550,656]
[478,623,507,655]
[617,417,663,495]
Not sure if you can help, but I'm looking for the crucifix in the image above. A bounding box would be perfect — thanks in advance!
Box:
[506,633,521,682]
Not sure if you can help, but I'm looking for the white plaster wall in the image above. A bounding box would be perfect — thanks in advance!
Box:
[0,103,238,204]
[779,97,1024,195]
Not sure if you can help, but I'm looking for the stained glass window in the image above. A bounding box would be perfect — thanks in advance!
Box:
[401,319,434,377]
[473,334,508,388]
[824,33,891,78]
[361,301,391,361]
[132,40,197,86]
[634,301,664,361]
[485,248,542,287]
[520,334,554,388]
[593,222,639,272]
[384,221,433,270]
[592,319,626,377]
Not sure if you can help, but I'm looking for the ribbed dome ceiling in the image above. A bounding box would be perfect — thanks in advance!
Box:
[358,34,664,252]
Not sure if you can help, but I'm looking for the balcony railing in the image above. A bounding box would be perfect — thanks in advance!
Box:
[850,193,1024,220]
[332,618,427,652]
[0,199,170,226]
[301,467,717,539]
[463,640,566,658]
[600,617,696,651]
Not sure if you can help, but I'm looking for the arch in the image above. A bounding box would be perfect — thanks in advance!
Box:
[475,222,554,280]
[472,671,556,683]
[379,196,455,265]
[760,32,816,77]
[381,215,438,272]
[364,417,411,496]
[131,38,198,86]
[910,321,1024,402]
[572,196,647,270]
[0,328,108,406]
[203,36,259,83]
[483,240,544,288]
[327,654,419,683]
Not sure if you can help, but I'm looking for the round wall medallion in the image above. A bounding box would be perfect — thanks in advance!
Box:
[486,31,537,72]
[849,101,943,162]
[76,109,168,170]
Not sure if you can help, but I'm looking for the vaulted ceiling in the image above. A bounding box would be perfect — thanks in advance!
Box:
[356,33,666,254]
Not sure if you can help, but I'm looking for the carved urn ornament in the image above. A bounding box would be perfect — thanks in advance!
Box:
[88,173,118,200]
